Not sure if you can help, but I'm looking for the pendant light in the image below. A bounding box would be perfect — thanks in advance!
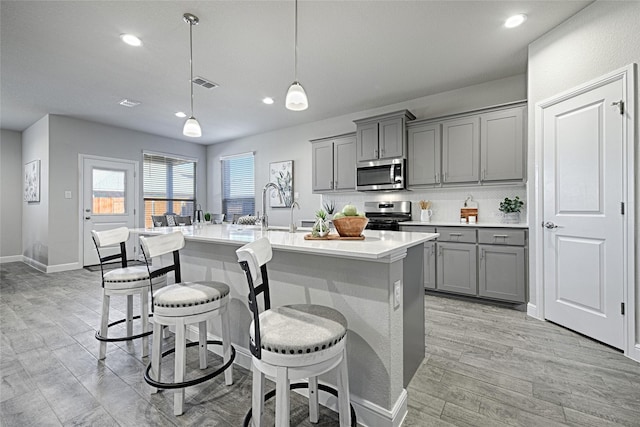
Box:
[285,0,308,111]
[183,13,202,137]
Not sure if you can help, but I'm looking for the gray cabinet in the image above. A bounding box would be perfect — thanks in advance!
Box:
[399,224,528,304]
[441,116,480,184]
[354,110,416,163]
[311,134,356,193]
[407,123,441,186]
[481,107,525,182]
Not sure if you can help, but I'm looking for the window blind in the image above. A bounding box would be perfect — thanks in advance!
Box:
[221,152,254,220]
[143,153,196,227]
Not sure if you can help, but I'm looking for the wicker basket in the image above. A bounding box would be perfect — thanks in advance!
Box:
[332,216,369,237]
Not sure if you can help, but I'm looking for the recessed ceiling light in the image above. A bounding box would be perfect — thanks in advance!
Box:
[175,112,187,118]
[120,34,143,47]
[504,14,527,28]
[262,97,275,105]
[118,99,141,107]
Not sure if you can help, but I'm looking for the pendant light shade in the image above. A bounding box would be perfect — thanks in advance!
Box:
[183,13,201,138]
[285,81,308,111]
[286,0,308,111]
[183,116,202,137]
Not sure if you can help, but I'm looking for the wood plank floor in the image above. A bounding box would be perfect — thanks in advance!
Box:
[1,262,639,426]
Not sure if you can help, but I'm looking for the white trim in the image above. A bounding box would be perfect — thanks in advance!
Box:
[219,151,255,161]
[46,262,81,273]
[142,149,198,164]
[534,64,637,361]
[0,255,23,263]
[526,302,540,320]
[78,154,140,268]
[22,256,47,272]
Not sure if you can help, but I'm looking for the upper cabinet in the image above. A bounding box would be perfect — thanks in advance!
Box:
[311,133,356,193]
[407,103,526,188]
[480,107,525,182]
[354,110,416,163]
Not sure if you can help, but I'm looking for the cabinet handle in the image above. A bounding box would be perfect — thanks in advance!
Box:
[482,169,486,181]
[335,180,338,188]
[449,233,462,237]
[493,234,509,239]
[480,249,485,260]
[380,148,385,157]
[374,149,378,157]
[435,173,440,184]
[438,246,443,256]
[330,180,334,189]
[444,172,448,182]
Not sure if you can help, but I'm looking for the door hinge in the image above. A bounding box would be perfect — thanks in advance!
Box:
[611,100,624,115]
[620,202,625,215]
[621,302,625,315]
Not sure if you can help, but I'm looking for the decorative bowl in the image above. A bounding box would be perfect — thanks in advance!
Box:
[332,216,369,237]
[212,213,225,224]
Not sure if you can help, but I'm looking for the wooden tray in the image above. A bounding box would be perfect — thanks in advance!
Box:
[304,234,365,241]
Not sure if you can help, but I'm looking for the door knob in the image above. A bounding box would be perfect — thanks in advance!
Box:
[543,221,559,229]
[85,216,91,220]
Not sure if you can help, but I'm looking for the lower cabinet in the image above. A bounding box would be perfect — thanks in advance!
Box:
[437,242,477,296]
[400,225,527,304]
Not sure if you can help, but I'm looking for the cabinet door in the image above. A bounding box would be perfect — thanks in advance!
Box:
[407,124,441,186]
[481,107,525,182]
[478,245,525,302]
[436,242,477,296]
[356,122,379,162]
[379,117,404,159]
[333,136,356,190]
[424,241,436,289]
[312,140,334,192]
[442,116,480,183]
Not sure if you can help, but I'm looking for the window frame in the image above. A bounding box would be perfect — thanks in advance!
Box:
[221,151,255,221]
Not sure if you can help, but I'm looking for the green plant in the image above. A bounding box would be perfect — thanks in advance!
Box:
[322,200,335,214]
[204,212,211,221]
[315,209,328,220]
[499,197,524,213]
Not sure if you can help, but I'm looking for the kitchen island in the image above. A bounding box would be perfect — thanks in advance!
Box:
[131,224,438,426]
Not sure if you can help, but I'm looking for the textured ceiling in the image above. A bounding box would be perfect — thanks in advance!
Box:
[0,1,592,144]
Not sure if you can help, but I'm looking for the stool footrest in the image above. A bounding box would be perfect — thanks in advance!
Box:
[95,314,154,342]
[242,382,357,427]
[143,340,236,390]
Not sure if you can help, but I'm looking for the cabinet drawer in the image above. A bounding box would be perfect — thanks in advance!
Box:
[400,225,436,233]
[437,227,476,243]
[478,229,525,246]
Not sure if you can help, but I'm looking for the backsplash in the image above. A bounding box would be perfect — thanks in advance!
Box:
[322,185,527,224]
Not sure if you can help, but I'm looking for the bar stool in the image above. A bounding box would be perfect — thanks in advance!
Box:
[236,237,353,426]
[139,231,235,416]
[92,227,167,360]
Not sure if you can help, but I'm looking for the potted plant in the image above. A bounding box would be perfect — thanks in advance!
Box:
[499,196,524,223]
[312,209,330,237]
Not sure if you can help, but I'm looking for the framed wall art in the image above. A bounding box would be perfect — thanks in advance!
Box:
[24,159,40,202]
[269,160,293,208]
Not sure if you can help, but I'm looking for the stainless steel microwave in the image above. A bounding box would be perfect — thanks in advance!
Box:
[356,158,405,191]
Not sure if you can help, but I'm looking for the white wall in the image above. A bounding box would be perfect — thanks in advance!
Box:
[208,74,527,225]
[21,116,50,267]
[0,129,23,260]
[527,1,640,356]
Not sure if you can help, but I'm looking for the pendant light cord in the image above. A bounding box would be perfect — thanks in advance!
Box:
[189,20,194,116]
[294,0,298,82]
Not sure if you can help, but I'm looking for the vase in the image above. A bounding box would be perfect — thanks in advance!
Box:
[502,212,520,224]
[420,209,432,222]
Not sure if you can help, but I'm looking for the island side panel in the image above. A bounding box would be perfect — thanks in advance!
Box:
[403,243,426,387]
[174,239,404,413]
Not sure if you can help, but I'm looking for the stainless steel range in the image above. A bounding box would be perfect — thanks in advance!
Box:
[364,201,412,231]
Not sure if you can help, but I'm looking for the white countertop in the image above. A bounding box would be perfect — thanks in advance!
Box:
[400,221,528,229]
[131,224,438,261]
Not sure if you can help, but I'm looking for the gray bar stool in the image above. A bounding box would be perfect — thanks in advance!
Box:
[139,231,235,416]
[91,227,167,360]
[237,237,353,426]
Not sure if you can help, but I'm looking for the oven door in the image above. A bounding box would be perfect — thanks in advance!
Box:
[356,159,405,191]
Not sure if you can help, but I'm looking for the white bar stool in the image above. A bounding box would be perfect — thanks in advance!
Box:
[92,227,167,360]
[236,237,354,426]
[139,231,235,416]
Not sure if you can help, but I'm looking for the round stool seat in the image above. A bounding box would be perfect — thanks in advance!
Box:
[251,304,347,355]
[103,265,166,290]
[153,281,229,317]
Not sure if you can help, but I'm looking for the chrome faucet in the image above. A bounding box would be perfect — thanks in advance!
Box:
[289,201,300,233]
[260,182,286,231]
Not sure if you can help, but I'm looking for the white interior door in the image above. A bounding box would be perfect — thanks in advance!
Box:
[542,77,625,349]
[82,157,137,266]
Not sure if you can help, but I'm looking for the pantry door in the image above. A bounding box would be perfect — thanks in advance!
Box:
[81,156,138,266]
[541,73,627,349]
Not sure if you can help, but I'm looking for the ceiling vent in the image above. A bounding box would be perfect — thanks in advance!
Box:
[192,76,219,89]
[118,99,141,107]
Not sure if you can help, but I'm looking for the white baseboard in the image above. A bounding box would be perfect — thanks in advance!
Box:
[629,344,640,363]
[0,255,23,263]
[527,302,541,320]
[184,325,407,426]
[46,262,82,273]
[22,256,47,272]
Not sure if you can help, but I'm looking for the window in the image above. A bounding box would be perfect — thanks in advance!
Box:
[221,152,255,220]
[92,168,126,214]
[143,153,196,228]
